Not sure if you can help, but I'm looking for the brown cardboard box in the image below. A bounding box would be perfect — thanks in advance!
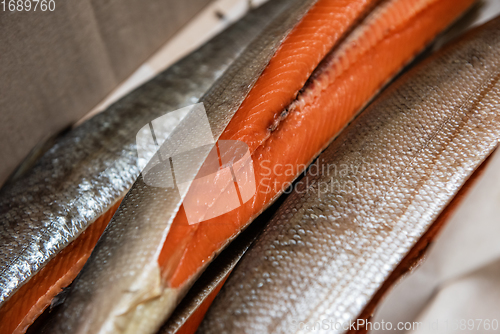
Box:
[0,0,211,186]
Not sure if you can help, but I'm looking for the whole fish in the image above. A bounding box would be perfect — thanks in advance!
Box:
[0,1,294,333]
[40,0,475,333]
[199,15,500,334]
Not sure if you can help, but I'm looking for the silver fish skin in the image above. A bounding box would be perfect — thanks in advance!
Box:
[199,16,500,334]
[41,1,318,334]
[0,0,293,307]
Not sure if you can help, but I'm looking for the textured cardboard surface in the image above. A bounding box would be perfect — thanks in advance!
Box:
[0,0,211,186]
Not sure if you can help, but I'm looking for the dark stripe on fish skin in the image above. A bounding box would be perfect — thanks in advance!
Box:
[0,0,293,306]
[199,16,500,334]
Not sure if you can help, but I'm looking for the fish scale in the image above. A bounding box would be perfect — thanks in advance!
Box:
[199,17,500,334]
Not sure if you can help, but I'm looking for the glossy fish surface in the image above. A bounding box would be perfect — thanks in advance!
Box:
[199,16,500,334]
[0,1,294,333]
